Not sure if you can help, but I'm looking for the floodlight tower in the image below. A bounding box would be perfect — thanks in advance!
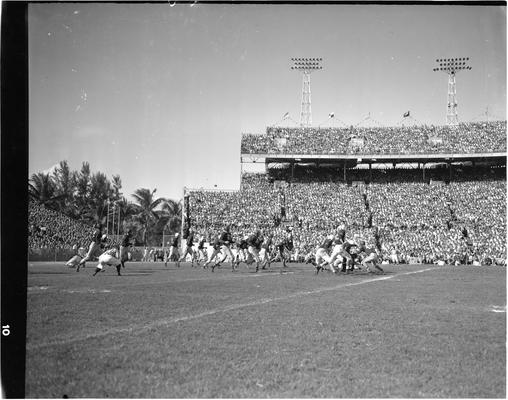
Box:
[291,58,323,127]
[433,57,471,126]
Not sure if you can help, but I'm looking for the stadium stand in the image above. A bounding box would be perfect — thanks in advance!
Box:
[28,121,506,267]
[241,121,507,154]
[29,199,95,250]
[187,165,506,265]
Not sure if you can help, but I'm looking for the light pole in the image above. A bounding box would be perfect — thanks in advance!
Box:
[291,57,323,127]
[433,57,471,126]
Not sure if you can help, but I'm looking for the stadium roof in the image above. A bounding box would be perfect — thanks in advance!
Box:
[241,153,507,166]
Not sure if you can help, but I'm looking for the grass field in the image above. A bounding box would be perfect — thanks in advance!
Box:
[26,261,506,398]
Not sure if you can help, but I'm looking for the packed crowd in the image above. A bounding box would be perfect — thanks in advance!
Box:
[29,199,95,249]
[28,168,506,266]
[187,171,506,265]
[241,121,507,155]
[189,174,278,233]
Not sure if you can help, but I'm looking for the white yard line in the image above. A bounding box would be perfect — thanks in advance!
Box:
[27,269,295,292]
[27,267,438,350]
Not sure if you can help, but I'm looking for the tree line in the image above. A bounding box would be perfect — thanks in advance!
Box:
[28,160,181,246]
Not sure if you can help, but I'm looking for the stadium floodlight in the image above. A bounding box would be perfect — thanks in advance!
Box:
[291,57,323,127]
[433,57,472,126]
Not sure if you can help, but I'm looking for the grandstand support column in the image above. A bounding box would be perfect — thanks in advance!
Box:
[343,162,346,181]
[291,162,295,182]
[181,186,186,250]
[448,162,452,182]
[422,163,426,182]
[369,163,372,182]
[106,200,110,235]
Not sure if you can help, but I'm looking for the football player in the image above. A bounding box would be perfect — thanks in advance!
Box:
[234,235,251,268]
[93,245,122,276]
[165,233,181,267]
[329,224,347,269]
[259,232,274,269]
[195,234,207,265]
[315,235,335,274]
[76,224,104,272]
[203,234,223,271]
[179,227,196,266]
[65,246,86,268]
[217,225,235,271]
[247,229,263,272]
[358,240,384,273]
[276,226,294,269]
[119,229,133,269]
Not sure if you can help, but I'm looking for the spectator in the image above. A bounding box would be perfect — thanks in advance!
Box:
[241,121,506,156]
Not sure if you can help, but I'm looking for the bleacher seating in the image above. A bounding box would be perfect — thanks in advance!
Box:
[241,121,507,155]
[29,199,95,250]
[188,169,506,265]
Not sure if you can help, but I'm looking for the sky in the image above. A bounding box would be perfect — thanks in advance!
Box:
[29,3,506,201]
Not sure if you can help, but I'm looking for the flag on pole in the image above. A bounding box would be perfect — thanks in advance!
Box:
[403,111,410,118]
[282,112,290,119]
[328,112,335,118]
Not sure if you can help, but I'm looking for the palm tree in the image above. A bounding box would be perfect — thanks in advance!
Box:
[110,197,138,238]
[160,199,182,234]
[28,172,64,209]
[131,188,165,245]
[111,175,122,202]
[51,160,75,213]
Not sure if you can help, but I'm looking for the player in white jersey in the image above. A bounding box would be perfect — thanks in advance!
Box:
[65,247,86,268]
[358,240,384,273]
[328,225,348,270]
[315,235,335,274]
[76,225,104,272]
[195,234,208,265]
[92,246,122,276]
[259,232,274,269]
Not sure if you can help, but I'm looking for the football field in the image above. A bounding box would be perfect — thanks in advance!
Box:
[27,261,506,398]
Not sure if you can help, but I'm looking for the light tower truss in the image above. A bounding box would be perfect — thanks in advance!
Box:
[433,57,471,126]
[291,57,323,127]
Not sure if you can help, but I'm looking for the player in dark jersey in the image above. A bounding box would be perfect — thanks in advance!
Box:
[216,225,235,271]
[247,229,263,272]
[276,226,294,269]
[165,232,180,267]
[339,239,358,273]
[234,236,251,268]
[119,229,133,269]
[179,227,196,266]
[76,224,103,272]
[203,234,223,271]
[260,232,274,269]
[358,240,384,273]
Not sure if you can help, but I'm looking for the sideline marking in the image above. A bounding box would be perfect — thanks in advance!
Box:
[27,286,50,291]
[62,289,112,294]
[489,305,506,313]
[27,267,438,350]
[27,268,298,293]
